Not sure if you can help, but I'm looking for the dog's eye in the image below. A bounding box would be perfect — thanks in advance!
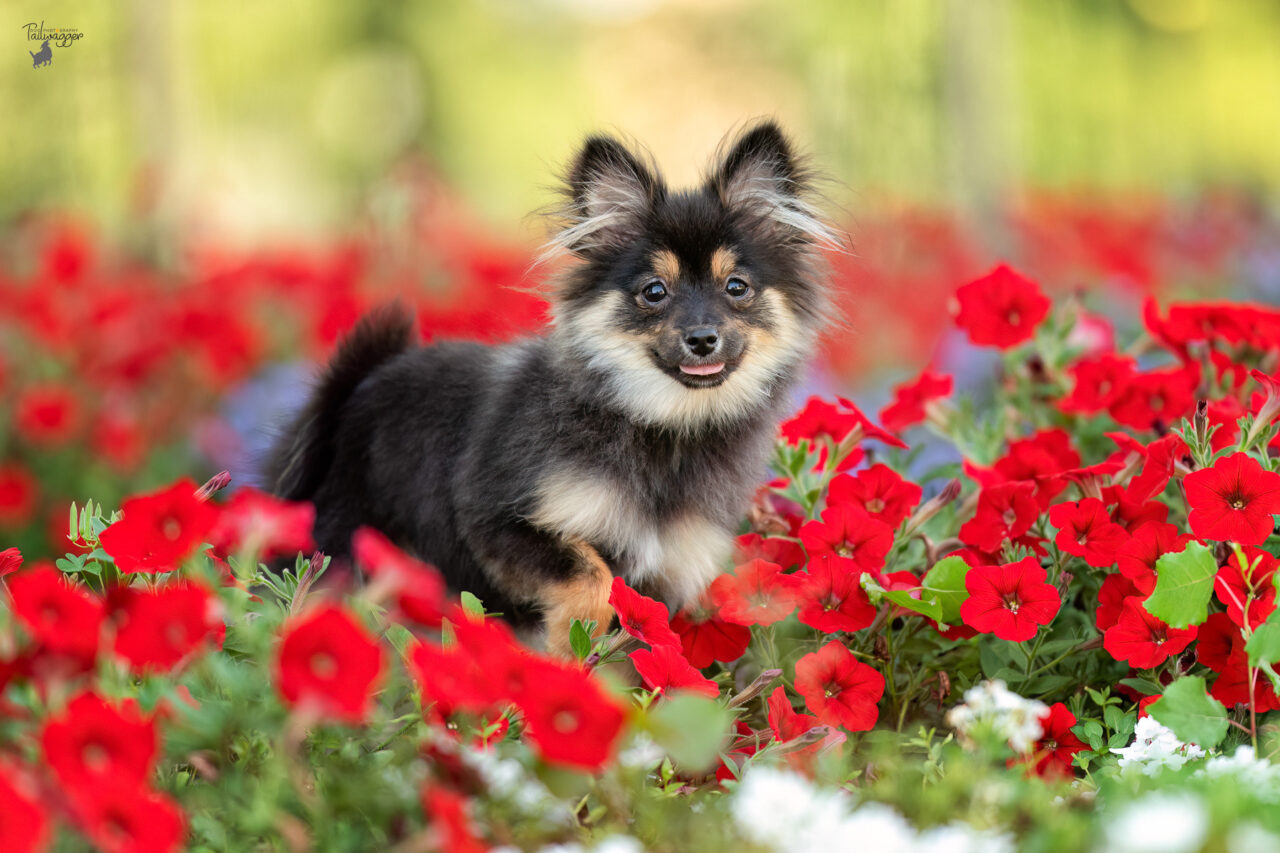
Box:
[641,280,669,304]
[725,277,751,299]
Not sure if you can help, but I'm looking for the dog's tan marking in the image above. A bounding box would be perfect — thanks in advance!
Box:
[710,247,738,282]
[651,249,681,284]
[541,538,615,659]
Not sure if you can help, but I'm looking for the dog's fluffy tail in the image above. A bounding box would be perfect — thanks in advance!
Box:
[267,303,415,500]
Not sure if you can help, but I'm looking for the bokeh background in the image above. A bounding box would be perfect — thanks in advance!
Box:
[4,0,1280,556]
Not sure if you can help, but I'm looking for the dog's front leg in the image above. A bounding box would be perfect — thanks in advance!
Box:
[460,517,615,658]
[538,538,615,659]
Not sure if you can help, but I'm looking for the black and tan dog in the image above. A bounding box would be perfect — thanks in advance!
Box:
[266,121,835,654]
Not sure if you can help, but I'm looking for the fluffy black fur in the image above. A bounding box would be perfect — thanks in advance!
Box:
[265,121,833,632]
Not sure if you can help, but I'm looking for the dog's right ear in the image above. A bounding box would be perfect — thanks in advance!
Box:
[552,135,662,259]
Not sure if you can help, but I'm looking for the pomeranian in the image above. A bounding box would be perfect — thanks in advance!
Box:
[266,120,835,654]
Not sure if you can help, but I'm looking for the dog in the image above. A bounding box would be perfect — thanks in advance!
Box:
[30,40,52,68]
[266,121,835,654]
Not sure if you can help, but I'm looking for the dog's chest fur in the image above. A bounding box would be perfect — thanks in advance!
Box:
[529,469,737,606]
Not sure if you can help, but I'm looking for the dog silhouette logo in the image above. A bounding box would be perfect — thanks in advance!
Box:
[29,39,51,67]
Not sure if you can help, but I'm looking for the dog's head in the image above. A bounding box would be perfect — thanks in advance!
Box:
[547,121,836,432]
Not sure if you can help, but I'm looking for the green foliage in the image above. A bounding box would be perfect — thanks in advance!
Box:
[645,694,734,775]
[1143,542,1219,629]
[1148,677,1230,750]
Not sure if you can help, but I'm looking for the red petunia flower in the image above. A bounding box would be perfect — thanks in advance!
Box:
[707,559,802,627]
[1116,524,1192,598]
[1103,599,1197,669]
[0,464,38,529]
[766,686,823,743]
[736,533,806,571]
[41,692,157,796]
[0,764,49,853]
[958,481,1040,552]
[111,580,224,672]
[1048,499,1129,568]
[1058,353,1135,415]
[1107,366,1197,432]
[793,640,884,732]
[99,479,218,573]
[1206,398,1245,453]
[514,657,627,771]
[76,785,186,853]
[8,564,104,662]
[0,547,22,577]
[409,640,495,717]
[878,370,953,433]
[952,263,1051,349]
[276,605,385,723]
[1183,453,1280,545]
[1015,702,1086,779]
[835,397,910,449]
[1195,611,1239,674]
[959,557,1061,642]
[14,383,81,448]
[1096,573,1144,632]
[669,608,752,668]
[1214,546,1278,629]
[630,643,719,698]
[794,555,876,634]
[1121,434,1189,503]
[609,577,681,650]
[969,429,1080,510]
[1196,613,1280,713]
[827,465,922,528]
[422,785,488,853]
[1106,485,1171,533]
[799,505,894,571]
[780,397,862,446]
[209,487,315,561]
[353,527,447,628]
[1210,649,1280,714]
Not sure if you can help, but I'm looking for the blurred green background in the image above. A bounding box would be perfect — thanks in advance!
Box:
[6,0,1280,245]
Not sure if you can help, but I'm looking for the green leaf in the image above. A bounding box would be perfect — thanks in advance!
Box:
[1143,541,1218,629]
[645,693,732,774]
[879,587,942,622]
[1119,677,1164,696]
[1246,609,1280,667]
[383,623,416,659]
[459,591,485,618]
[568,620,593,661]
[921,556,970,625]
[1148,676,1229,749]
[1078,719,1104,750]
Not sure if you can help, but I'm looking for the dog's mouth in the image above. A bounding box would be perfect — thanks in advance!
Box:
[652,351,741,388]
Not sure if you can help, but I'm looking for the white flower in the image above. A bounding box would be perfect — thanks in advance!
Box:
[732,767,854,852]
[617,733,665,770]
[591,838,645,853]
[946,680,1048,753]
[916,823,1016,853]
[1195,745,1280,801]
[1101,793,1208,853]
[1110,717,1205,776]
[1226,822,1280,853]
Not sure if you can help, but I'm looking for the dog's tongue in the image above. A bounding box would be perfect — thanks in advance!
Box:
[680,363,725,376]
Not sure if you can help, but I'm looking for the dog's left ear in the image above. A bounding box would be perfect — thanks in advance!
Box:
[708,121,834,247]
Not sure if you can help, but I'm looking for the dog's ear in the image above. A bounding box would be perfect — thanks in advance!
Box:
[554,135,662,258]
[708,121,835,247]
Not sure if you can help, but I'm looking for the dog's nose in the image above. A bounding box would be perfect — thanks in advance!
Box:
[684,327,720,357]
